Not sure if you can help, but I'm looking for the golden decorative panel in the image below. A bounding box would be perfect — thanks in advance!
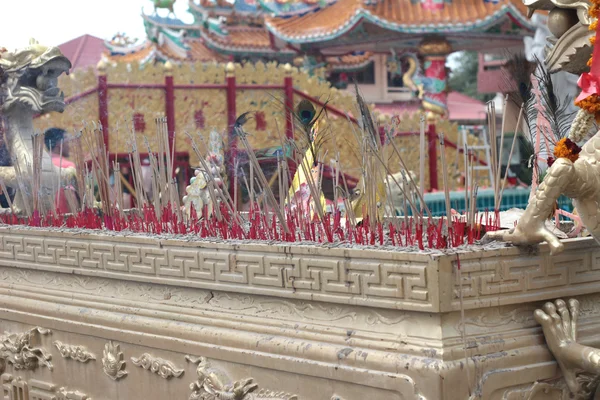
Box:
[173,62,225,85]
[33,93,99,138]
[236,61,286,85]
[235,89,287,151]
[389,112,490,190]
[174,88,227,166]
[106,62,164,85]
[107,88,166,154]
[57,67,98,98]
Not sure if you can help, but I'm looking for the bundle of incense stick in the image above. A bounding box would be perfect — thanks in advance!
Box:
[439,133,452,234]
[71,132,87,211]
[12,155,31,217]
[497,105,525,211]
[185,131,242,227]
[83,122,113,216]
[31,132,44,215]
[235,119,289,234]
[419,115,426,214]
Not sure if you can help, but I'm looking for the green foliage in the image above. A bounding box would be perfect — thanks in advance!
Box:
[448,51,496,103]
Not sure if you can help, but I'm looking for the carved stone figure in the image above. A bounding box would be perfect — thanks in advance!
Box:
[183,129,226,219]
[486,0,600,398]
[102,341,127,380]
[0,39,76,213]
[185,355,298,400]
[0,327,52,372]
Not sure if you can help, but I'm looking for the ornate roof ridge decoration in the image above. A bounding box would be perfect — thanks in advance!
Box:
[257,0,338,18]
[191,0,262,15]
[264,0,536,43]
[142,12,193,29]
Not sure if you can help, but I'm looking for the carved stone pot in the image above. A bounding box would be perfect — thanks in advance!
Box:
[0,226,597,399]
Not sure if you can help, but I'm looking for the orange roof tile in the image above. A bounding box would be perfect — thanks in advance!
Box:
[326,52,373,68]
[157,43,188,61]
[203,27,272,50]
[187,39,229,61]
[265,0,533,42]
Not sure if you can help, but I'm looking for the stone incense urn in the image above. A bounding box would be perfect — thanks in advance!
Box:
[0,225,596,399]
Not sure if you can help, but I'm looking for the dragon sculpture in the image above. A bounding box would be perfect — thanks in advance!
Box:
[0,39,76,214]
[486,0,600,397]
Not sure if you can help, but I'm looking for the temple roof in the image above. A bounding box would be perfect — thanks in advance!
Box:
[59,35,106,71]
[264,0,534,44]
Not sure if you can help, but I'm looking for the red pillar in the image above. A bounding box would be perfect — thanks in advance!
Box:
[164,61,176,156]
[97,62,109,149]
[427,124,438,191]
[284,64,294,140]
[225,62,238,207]
[418,38,452,120]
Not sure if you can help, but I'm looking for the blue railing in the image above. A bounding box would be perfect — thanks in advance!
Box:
[420,188,573,217]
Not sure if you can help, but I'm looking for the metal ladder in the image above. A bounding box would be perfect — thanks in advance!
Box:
[460,126,494,190]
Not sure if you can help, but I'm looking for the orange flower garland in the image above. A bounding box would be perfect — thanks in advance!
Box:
[575,0,600,119]
[547,138,582,166]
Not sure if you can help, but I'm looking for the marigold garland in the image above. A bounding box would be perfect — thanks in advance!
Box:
[548,138,582,167]
[575,0,600,116]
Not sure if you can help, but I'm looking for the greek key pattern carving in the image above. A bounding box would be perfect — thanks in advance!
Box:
[452,247,600,309]
[0,232,432,310]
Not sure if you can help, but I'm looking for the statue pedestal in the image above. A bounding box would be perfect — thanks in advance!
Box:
[0,226,596,399]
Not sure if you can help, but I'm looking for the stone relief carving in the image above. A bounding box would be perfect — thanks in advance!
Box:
[102,341,127,381]
[185,355,298,400]
[53,341,96,363]
[56,387,91,400]
[131,353,184,379]
[0,327,52,372]
[1,373,91,399]
[0,232,431,310]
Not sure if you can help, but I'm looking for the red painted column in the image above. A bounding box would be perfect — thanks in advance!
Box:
[284,64,294,140]
[225,62,238,207]
[427,123,438,191]
[418,38,452,120]
[97,61,109,149]
[164,61,176,157]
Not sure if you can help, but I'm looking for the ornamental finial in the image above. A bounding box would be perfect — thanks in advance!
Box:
[225,62,235,76]
[97,59,108,74]
[163,60,174,75]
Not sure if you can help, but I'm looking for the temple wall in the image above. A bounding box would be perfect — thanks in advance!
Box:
[0,227,597,399]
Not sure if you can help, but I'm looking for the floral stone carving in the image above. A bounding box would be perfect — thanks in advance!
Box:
[185,355,298,400]
[131,353,184,379]
[0,327,53,371]
[53,341,96,363]
[102,341,127,380]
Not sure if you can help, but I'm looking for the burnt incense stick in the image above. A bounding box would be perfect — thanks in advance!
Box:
[419,115,425,212]
[498,105,525,210]
[439,133,452,232]
[495,94,509,209]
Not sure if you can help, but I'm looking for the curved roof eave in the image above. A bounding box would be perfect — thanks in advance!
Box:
[265,4,536,44]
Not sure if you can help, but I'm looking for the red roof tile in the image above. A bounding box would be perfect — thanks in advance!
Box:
[59,35,106,71]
